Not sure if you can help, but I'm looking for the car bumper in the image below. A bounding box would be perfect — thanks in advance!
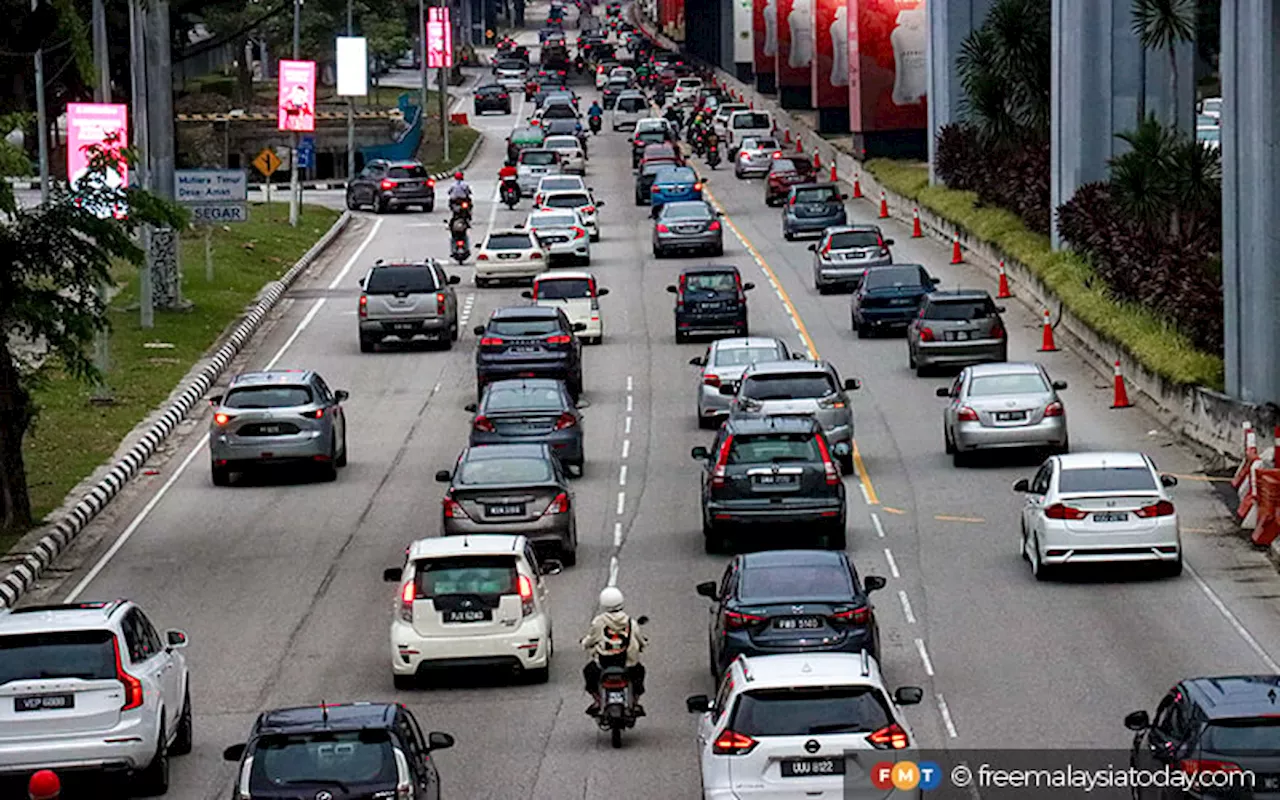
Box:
[735,159,772,175]
[469,429,585,465]
[915,341,1007,368]
[360,317,451,340]
[698,384,733,418]
[543,238,591,258]
[954,416,1068,452]
[676,313,748,336]
[475,258,544,279]
[384,190,435,207]
[705,498,845,528]
[855,305,920,326]
[442,512,573,550]
[0,715,156,774]
[655,230,722,250]
[816,260,891,286]
[390,616,551,675]
[785,214,846,234]
[476,101,510,113]
[1039,520,1181,565]
[209,430,331,464]
[477,361,577,386]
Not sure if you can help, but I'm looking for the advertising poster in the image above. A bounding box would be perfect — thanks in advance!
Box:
[811,0,848,107]
[848,0,927,131]
[774,0,813,88]
[427,7,453,68]
[277,59,316,132]
[335,37,368,96]
[734,0,753,63]
[66,103,128,191]
[753,0,774,76]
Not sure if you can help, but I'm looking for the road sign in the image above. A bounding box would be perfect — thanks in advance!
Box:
[190,203,249,223]
[297,136,315,169]
[253,148,282,177]
[175,169,247,204]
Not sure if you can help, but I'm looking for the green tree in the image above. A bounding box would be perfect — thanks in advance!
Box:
[1109,114,1221,239]
[954,0,1051,147]
[1132,0,1196,127]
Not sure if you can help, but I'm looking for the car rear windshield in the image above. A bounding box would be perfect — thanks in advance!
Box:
[1057,466,1157,493]
[477,85,504,95]
[458,455,553,485]
[542,105,576,119]
[730,687,890,736]
[662,203,710,220]
[387,165,427,179]
[545,193,589,208]
[607,79,630,88]
[545,138,579,151]
[497,60,525,70]
[637,131,667,144]
[250,730,395,789]
[747,139,779,151]
[224,385,313,408]
[656,168,695,183]
[714,346,783,366]
[539,178,581,191]
[531,212,577,228]
[677,78,701,87]
[364,266,438,294]
[742,373,837,400]
[793,187,839,204]
[617,97,646,111]
[732,112,770,129]
[862,267,927,288]
[728,433,820,464]
[926,298,998,320]
[414,555,517,597]
[521,151,558,165]
[1200,719,1280,756]
[486,384,566,412]
[537,278,592,300]
[0,630,116,684]
[685,272,737,292]
[486,233,534,250]
[488,317,560,336]
[968,373,1048,396]
[771,160,797,173]
[740,563,853,601]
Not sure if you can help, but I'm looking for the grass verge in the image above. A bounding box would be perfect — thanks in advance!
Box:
[8,204,340,555]
[864,159,1224,390]
[418,122,482,174]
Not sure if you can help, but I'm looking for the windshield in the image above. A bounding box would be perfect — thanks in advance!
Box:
[662,203,711,220]
[387,165,427,179]
[485,383,566,412]
[728,433,820,464]
[414,555,517,597]
[656,168,695,183]
[1201,719,1280,757]
[617,97,646,112]
[742,373,836,400]
[968,373,1049,396]
[521,151,558,166]
[457,455,553,484]
[730,687,890,736]
[926,299,997,320]
[685,273,736,292]
[793,187,840,204]
[497,60,525,70]
[0,630,116,683]
[539,178,581,192]
[1057,466,1157,493]
[862,267,926,289]
[740,563,853,602]
[545,193,589,208]
[249,730,396,789]
[542,105,576,119]
[732,112,770,129]
[485,233,534,250]
[771,160,797,173]
[637,131,667,145]
[544,138,579,151]
[714,346,784,367]
[488,318,560,336]
[224,385,313,408]
[529,213,577,229]
[364,266,437,294]
[537,278,593,299]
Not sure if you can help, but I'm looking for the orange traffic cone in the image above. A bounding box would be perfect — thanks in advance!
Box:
[783,129,792,145]
[996,260,1012,298]
[795,137,804,154]
[813,149,821,169]
[829,163,837,182]
[1111,360,1132,408]
[1038,309,1058,352]
[851,173,862,198]
[878,191,889,219]
[911,207,922,237]
[949,231,963,264]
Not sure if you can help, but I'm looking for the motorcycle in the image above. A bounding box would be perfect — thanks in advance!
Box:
[588,615,648,749]
[588,114,602,134]
[706,141,721,169]
[449,216,471,264]
[448,196,473,222]
[500,179,521,209]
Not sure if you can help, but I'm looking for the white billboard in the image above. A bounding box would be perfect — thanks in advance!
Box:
[336,37,368,97]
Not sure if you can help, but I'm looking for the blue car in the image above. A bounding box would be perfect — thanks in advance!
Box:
[648,166,702,209]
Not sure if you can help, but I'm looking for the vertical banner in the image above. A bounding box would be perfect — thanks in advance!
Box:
[427,7,453,68]
[811,0,848,107]
[66,103,129,190]
[335,37,369,96]
[754,0,775,75]
[277,59,317,132]
[734,0,753,63]
[848,0,927,132]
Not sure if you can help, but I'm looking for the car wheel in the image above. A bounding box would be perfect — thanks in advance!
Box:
[318,446,339,482]
[856,321,868,338]
[783,229,794,241]
[345,192,359,211]
[133,716,170,796]
[374,196,388,214]
[526,664,551,684]
[675,329,686,344]
[1052,435,1070,455]
[335,430,348,467]
[568,376,583,400]
[1163,554,1184,578]
[952,448,970,468]
[1030,533,1051,581]
[211,463,231,487]
[908,346,917,370]
[590,232,600,242]
[697,414,717,430]
[825,522,847,551]
[712,244,724,256]
[839,451,854,475]
[424,199,435,213]
[560,542,577,567]
[170,688,193,756]
[708,641,720,680]
[944,425,956,455]
[915,363,929,378]
[393,674,417,690]
[652,245,663,258]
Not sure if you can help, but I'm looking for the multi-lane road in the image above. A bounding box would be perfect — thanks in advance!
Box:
[19,13,1280,800]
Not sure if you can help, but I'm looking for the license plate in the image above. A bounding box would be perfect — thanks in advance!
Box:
[442,609,492,623]
[700,302,724,310]
[257,424,283,435]
[1263,776,1280,790]
[1093,512,1130,522]
[781,757,844,777]
[890,297,915,305]
[544,236,568,243]
[754,474,797,486]
[392,322,418,332]
[498,253,521,259]
[15,693,75,712]
[485,503,526,517]
[675,226,702,233]
[774,616,821,629]
[994,411,1026,421]
[509,346,539,353]
[606,691,626,703]
[946,331,971,341]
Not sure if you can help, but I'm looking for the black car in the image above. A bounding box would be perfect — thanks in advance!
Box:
[692,415,848,552]
[346,158,435,213]
[474,306,586,399]
[635,160,674,205]
[632,127,675,168]
[667,265,754,342]
[601,77,632,109]
[222,703,454,800]
[851,264,941,337]
[465,378,586,474]
[781,182,848,239]
[696,550,886,677]
[1126,675,1280,798]
[474,83,513,114]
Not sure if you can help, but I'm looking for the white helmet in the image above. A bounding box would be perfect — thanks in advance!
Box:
[599,587,625,611]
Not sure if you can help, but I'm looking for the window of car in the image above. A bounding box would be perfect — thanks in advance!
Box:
[714,345,784,367]
[655,167,696,184]
[1031,462,1053,495]
[728,687,891,736]
[539,177,582,192]
[529,212,578,229]
[792,186,840,204]
[485,233,535,250]
[387,165,427,179]
[487,317,561,336]
[661,202,711,220]
[712,671,735,722]
[536,277,593,300]
[685,272,736,292]
[731,112,770,129]
[365,266,439,294]
[607,78,630,89]
[544,137,578,149]
[826,231,881,251]
[741,372,837,400]
[1200,718,1280,756]
[0,629,117,684]
[740,562,854,602]
[727,433,820,464]
[497,60,525,70]
[925,297,999,320]
[250,730,396,789]
[520,151,558,166]
[677,78,701,87]
[636,131,668,146]
[414,555,518,597]
[541,104,576,119]
[457,455,553,485]
[544,192,589,208]
[1057,466,1157,493]
[485,384,566,412]
[617,96,646,112]
[967,372,1049,396]
[224,385,313,408]
[861,267,927,290]
[476,85,504,95]
[770,159,797,174]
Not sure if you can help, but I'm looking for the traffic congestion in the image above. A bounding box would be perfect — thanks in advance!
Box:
[5,1,1280,798]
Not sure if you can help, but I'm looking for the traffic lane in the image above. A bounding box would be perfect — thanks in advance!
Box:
[709,170,1280,745]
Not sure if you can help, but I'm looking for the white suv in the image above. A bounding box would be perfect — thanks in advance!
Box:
[686,652,923,798]
[0,600,191,794]
[383,535,562,688]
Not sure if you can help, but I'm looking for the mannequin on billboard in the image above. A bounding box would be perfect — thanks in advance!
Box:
[763,0,778,56]
[890,3,927,105]
[786,0,812,68]
[830,2,848,86]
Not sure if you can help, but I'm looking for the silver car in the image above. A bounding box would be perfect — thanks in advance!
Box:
[907,290,1008,376]
[938,362,1069,466]
[357,260,461,352]
[725,360,860,471]
[689,336,797,427]
[733,136,783,177]
[208,370,349,485]
[810,225,894,293]
[652,200,723,257]
[524,208,591,265]
[516,148,562,195]
[466,378,586,474]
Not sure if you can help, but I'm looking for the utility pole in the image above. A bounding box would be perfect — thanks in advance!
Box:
[32,0,50,203]
[346,0,355,180]
[91,0,113,402]
[437,0,448,161]
[129,0,153,328]
[288,0,301,226]
[418,0,428,114]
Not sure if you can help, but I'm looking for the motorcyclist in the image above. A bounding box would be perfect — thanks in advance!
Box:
[664,104,684,136]
[448,171,471,202]
[587,100,603,120]
[581,587,646,716]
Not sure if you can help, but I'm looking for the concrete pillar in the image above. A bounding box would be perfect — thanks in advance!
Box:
[1222,1,1280,404]
[926,0,992,184]
[720,0,735,72]
[733,0,753,81]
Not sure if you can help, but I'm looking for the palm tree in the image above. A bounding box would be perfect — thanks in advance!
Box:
[1131,0,1195,128]
[955,0,1050,147]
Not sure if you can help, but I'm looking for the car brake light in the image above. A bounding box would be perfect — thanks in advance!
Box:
[477,253,489,260]
[814,435,840,485]
[547,334,572,344]
[427,178,435,187]
[531,251,543,259]
[919,327,935,342]
[711,434,733,488]
[990,322,1006,339]
[517,574,535,616]
[957,406,979,422]
[712,730,758,755]
[867,723,909,750]
[573,226,586,239]
[554,412,577,430]
[771,151,781,158]
[708,220,721,231]
[480,336,504,346]
[380,179,395,190]
[1044,401,1064,417]
[723,610,764,630]
[358,294,369,318]
[703,373,720,387]
[1044,503,1089,520]
[1135,500,1176,518]
[436,292,446,315]
[543,492,570,515]
[693,182,702,191]
[820,240,832,257]
[299,408,324,419]
[499,93,508,99]
[583,205,596,214]
[399,580,414,622]
[214,412,232,426]
[442,496,469,519]
[114,638,144,711]
[655,223,669,233]
[473,415,495,432]
[789,195,797,205]
[832,607,870,625]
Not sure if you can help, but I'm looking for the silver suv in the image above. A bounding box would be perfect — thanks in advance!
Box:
[726,360,860,472]
[809,225,894,293]
[208,370,350,485]
[0,600,191,794]
[358,260,461,352]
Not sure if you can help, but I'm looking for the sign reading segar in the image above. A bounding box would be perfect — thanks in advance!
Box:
[176,169,248,204]
[191,203,249,223]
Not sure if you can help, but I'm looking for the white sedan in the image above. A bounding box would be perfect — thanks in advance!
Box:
[537,189,602,242]
[543,134,587,174]
[524,208,590,265]
[474,229,549,286]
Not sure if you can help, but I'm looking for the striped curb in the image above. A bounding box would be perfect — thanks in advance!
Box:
[0,210,353,609]
[176,110,394,122]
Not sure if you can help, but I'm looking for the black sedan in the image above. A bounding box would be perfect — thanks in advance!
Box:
[474,306,586,400]
[474,83,513,114]
[851,263,940,337]
[345,159,435,213]
[465,378,586,475]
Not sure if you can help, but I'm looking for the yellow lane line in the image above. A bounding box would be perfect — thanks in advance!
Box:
[934,514,987,523]
[881,506,907,515]
[852,440,879,505]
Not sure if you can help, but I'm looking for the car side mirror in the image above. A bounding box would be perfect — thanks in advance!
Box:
[807,244,816,251]
[666,284,678,293]
[597,199,606,206]
[686,694,711,714]
[842,378,861,391]
[883,238,894,246]
[464,402,478,413]
[448,274,461,284]
[515,223,524,228]
[936,387,951,397]
[435,470,452,483]
[597,287,609,296]
[832,442,852,458]
[223,743,247,762]
[383,567,403,582]
[333,390,349,403]
[930,277,942,284]
[1161,474,1178,488]
[539,558,564,576]
[718,384,737,396]
[1052,380,1068,390]
[636,615,649,625]
[427,732,455,751]
[689,356,705,366]
[473,325,486,335]
[1012,478,1030,493]
[520,290,533,299]
[894,687,924,706]
[863,575,887,593]
[572,322,588,332]
[1124,710,1151,731]
[165,629,189,648]
[995,305,1006,313]
[690,445,710,460]
[695,580,717,598]
[208,394,223,406]
[742,282,755,291]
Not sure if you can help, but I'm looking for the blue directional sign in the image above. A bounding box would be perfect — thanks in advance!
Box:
[297,136,316,169]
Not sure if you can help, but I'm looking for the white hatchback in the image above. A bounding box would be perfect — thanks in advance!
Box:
[522,270,608,344]
[537,189,602,242]
[523,207,591,265]
[1015,451,1182,579]
[475,229,548,285]
[384,535,562,687]
[673,77,703,104]
[534,174,588,206]
[543,134,587,174]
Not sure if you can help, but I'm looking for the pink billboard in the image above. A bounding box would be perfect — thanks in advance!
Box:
[848,0,927,132]
[774,0,812,89]
[277,59,316,132]
[427,7,453,68]
[66,103,128,191]
[753,0,775,77]
[812,0,848,107]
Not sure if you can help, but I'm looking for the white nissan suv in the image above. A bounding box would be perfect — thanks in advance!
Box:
[0,600,192,794]
[686,652,924,799]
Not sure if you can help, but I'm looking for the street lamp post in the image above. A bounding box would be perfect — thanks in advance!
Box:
[33,0,50,203]
[288,0,301,226]
[346,0,355,180]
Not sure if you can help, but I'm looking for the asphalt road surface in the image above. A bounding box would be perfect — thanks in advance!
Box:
[20,7,1280,800]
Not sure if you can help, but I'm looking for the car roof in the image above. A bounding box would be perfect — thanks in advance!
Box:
[535,269,594,281]
[407,534,529,560]
[485,228,535,238]
[823,224,883,235]
[711,336,786,350]
[724,415,821,435]
[965,362,1045,378]
[926,289,992,301]
[0,600,128,633]
[230,369,313,385]
[743,359,828,376]
[654,166,695,178]
[491,304,558,319]
[732,653,883,689]
[659,200,713,214]
[1053,451,1150,470]
[255,703,396,735]
[462,442,551,460]
[1182,676,1280,720]
[681,264,741,275]
[741,549,848,570]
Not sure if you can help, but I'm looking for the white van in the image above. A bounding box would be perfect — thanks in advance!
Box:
[612,91,649,131]
[725,110,774,155]
[673,77,703,104]
[522,270,608,344]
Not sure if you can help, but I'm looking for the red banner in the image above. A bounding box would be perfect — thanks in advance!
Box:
[753,0,774,75]
[848,0,927,131]
[774,0,812,88]
[811,0,848,107]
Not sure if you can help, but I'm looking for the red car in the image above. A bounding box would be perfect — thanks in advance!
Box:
[765,158,816,206]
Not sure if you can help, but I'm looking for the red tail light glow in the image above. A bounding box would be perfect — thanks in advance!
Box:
[1044,503,1089,520]
[113,639,144,711]
[867,723,909,750]
[479,336,504,346]
[380,179,395,190]
[702,373,721,387]
[723,610,764,630]
[712,730,758,755]
[711,435,733,488]
[398,581,414,622]
[1179,759,1242,776]
[437,292,446,315]
[957,406,979,422]
[214,412,231,426]
[427,178,435,187]
[442,497,469,518]
[708,220,721,231]
[473,415,495,432]
[814,435,840,485]
[572,226,586,239]
[299,408,324,419]
[359,295,368,318]
[543,492,570,515]
[919,327,935,342]
[990,322,1006,339]
[655,223,669,233]
[477,254,489,260]
[1044,401,1064,417]
[554,412,577,430]
[582,205,596,214]
[832,607,870,625]
[546,334,572,344]
[531,251,543,259]
[693,182,702,191]
[517,574,535,616]
[1135,500,1176,518]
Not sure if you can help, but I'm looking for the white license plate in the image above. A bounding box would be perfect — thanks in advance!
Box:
[443,609,491,623]
[486,504,525,516]
[774,616,821,629]
[754,474,797,485]
[947,331,971,341]
[782,757,844,777]
[1093,512,1130,522]
[606,691,626,703]
[257,424,284,435]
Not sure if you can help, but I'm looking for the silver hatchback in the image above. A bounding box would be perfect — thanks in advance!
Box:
[689,336,798,427]
[907,290,1008,376]
[938,362,1069,466]
[810,225,894,293]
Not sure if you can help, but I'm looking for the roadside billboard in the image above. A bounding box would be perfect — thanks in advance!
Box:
[754,0,775,77]
[774,0,813,90]
[277,59,316,132]
[734,0,752,63]
[811,0,849,107]
[66,103,128,191]
[848,0,927,132]
[335,37,368,96]
[427,7,453,68]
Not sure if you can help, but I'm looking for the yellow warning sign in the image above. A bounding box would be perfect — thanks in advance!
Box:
[252,148,282,177]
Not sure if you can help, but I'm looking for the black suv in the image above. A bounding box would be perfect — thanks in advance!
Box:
[632,127,675,168]
[346,159,435,213]
[1126,676,1280,797]
[474,306,586,399]
[667,265,755,342]
[851,263,940,337]
[222,703,454,800]
[696,549,886,677]
[474,82,513,114]
[691,415,847,553]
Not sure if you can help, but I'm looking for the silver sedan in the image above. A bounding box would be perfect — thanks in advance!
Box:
[938,362,1069,466]
[689,336,798,428]
[652,200,724,258]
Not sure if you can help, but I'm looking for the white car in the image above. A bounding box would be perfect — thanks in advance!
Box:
[523,208,591,265]
[522,270,608,344]
[713,103,749,135]
[494,59,527,89]
[725,110,774,154]
[537,189,602,242]
[595,60,620,89]
[475,229,548,285]
[687,652,924,799]
[673,76,703,104]
[608,66,636,84]
[1015,451,1182,580]
[0,600,192,792]
[635,117,676,138]
[543,134,587,174]
[534,174,588,206]
[516,148,563,195]
[612,91,649,131]
[384,534,561,687]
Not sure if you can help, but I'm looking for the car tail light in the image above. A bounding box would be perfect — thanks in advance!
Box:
[436,292,446,315]
[113,638,144,711]
[572,226,586,239]
[711,434,733,488]
[702,373,720,387]
[499,93,508,99]
[299,408,324,419]
[772,151,781,158]
[708,220,721,231]
[722,610,764,630]
[583,205,596,214]
[427,178,435,187]
[1044,503,1089,520]
[739,151,749,161]
[479,336,504,346]
[1044,401,1064,417]
[214,412,232,426]
[543,492,570,515]
[359,294,368,318]
[547,334,572,344]
[990,322,1006,339]
[531,251,543,259]
[820,240,832,257]
[1135,500,1176,518]
[380,179,395,190]
[919,327,935,342]
[442,496,470,519]
[477,253,489,261]
[517,574,535,616]
[473,415,495,432]
[693,182,702,191]
[814,435,840,485]
[655,223,670,233]
[553,412,577,430]
[957,406,979,422]
[832,606,870,625]
[712,730,758,755]
[819,396,845,410]
[789,195,797,205]
[867,723,909,750]
[398,580,415,622]
[1179,759,1242,776]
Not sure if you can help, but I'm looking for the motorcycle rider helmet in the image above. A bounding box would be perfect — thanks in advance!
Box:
[455,171,464,180]
[598,587,625,612]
